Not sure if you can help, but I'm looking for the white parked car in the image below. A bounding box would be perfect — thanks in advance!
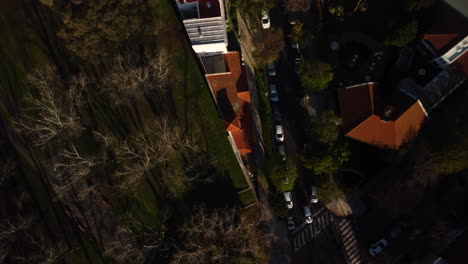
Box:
[270,84,279,102]
[291,42,299,49]
[275,125,284,142]
[304,205,313,224]
[268,63,276,76]
[261,10,270,29]
[283,191,293,209]
[278,143,286,160]
[310,186,318,203]
[369,239,388,257]
[287,216,295,231]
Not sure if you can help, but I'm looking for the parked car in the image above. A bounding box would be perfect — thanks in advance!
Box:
[268,62,276,76]
[261,10,270,29]
[304,205,313,224]
[310,185,318,203]
[294,56,302,74]
[288,14,296,25]
[270,84,279,102]
[369,239,388,257]
[291,42,299,49]
[283,191,293,209]
[273,110,282,123]
[278,143,286,160]
[275,125,284,142]
[287,216,295,231]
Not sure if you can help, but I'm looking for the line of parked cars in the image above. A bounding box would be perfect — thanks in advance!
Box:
[267,62,286,162]
[283,185,319,230]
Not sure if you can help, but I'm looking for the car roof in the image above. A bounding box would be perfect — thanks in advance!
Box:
[276,125,283,133]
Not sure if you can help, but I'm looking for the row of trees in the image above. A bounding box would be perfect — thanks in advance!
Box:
[301,110,350,202]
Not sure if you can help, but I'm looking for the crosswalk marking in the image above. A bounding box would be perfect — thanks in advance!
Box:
[292,210,335,252]
[335,218,363,264]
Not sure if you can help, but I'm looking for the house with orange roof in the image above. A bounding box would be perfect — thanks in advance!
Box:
[338,82,427,150]
[204,52,256,164]
[339,3,467,150]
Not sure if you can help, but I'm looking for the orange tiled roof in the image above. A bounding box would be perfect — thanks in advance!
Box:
[423,34,463,54]
[337,83,376,133]
[237,91,251,103]
[346,102,426,150]
[231,130,252,156]
[338,83,427,150]
[206,51,255,159]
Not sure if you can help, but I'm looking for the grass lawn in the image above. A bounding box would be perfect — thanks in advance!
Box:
[155,0,249,192]
[254,68,274,156]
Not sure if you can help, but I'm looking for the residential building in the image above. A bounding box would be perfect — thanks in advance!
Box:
[175,0,258,195]
[338,82,427,150]
[400,1,467,111]
[204,52,255,166]
[339,2,467,150]
[175,0,228,56]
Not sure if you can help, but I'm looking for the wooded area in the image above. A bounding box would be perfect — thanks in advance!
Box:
[0,0,263,263]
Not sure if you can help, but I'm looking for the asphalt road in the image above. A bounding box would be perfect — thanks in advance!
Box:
[265,6,348,264]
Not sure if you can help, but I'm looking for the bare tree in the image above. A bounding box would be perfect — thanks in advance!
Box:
[0,216,32,263]
[114,116,198,192]
[0,158,16,185]
[51,144,101,199]
[16,67,85,145]
[23,234,67,264]
[105,226,146,264]
[283,0,311,13]
[172,207,266,264]
[104,50,171,105]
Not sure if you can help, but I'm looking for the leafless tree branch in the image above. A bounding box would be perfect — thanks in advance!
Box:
[283,0,311,13]
[104,50,172,105]
[16,66,84,145]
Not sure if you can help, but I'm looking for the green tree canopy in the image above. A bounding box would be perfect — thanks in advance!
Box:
[309,110,340,145]
[57,0,149,62]
[384,19,419,47]
[288,21,304,43]
[232,0,276,21]
[270,158,297,192]
[299,60,334,92]
[302,144,350,176]
[253,27,285,66]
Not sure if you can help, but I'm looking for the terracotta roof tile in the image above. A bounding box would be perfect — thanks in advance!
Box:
[230,130,252,155]
[206,51,256,155]
[424,34,464,54]
[338,83,376,132]
[345,101,426,150]
[340,83,427,150]
[394,101,427,148]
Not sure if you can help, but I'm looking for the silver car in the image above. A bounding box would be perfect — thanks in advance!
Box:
[268,63,276,76]
[310,186,318,203]
[283,191,293,209]
[275,125,284,142]
[270,84,279,102]
[304,205,313,224]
